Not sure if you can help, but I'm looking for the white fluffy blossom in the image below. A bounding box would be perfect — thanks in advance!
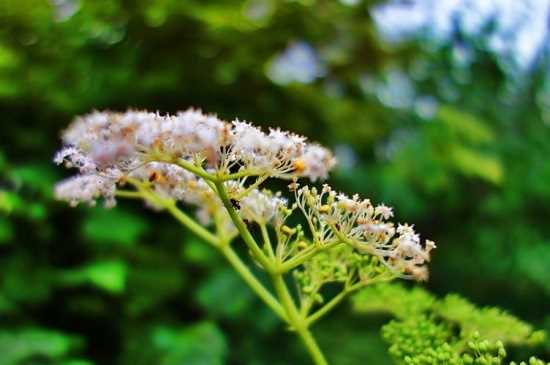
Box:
[294,183,434,281]
[54,174,117,207]
[239,189,287,225]
[298,145,336,181]
[56,109,335,181]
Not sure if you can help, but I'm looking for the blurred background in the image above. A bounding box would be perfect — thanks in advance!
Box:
[1,0,550,364]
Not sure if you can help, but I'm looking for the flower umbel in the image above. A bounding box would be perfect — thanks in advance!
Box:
[54,108,435,365]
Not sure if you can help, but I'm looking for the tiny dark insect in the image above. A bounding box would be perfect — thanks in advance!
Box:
[230,199,240,209]
[148,172,160,182]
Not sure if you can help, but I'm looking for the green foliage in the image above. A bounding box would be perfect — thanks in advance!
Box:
[352,283,436,319]
[0,328,86,365]
[61,259,128,293]
[353,283,547,365]
[83,208,147,247]
[436,295,544,346]
[121,322,227,365]
[295,245,388,306]
[196,268,255,318]
[151,322,227,365]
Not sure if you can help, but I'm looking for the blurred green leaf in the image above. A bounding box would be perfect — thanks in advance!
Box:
[62,260,128,294]
[152,322,227,365]
[517,243,550,294]
[352,283,436,319]
[126,259,186,316]
[437,106,494,144]
[181,239,218,267]
[10,164,57,197]
[0,219,14,244]
[60,360,95,365]
[0,328,83,365]
[83,208,147,247]
[449,144,503,184]
[197,268,254,318]
[0,191,23,215]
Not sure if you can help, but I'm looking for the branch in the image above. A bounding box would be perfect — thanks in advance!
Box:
[118,181,287,322]
[220,245,287,322]
[233,174,269,200]
[278,240,343,273]
[260,223,275,259]
[214,180,273,271]
[306,290,348,327]
[126,180,220,247]
[306,274,396,326]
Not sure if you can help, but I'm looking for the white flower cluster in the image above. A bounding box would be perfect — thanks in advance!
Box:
[239,189,288,226]
[293,184,435,281]
[54,109,335,181]
[54,155,289,231]
[54,174,117,208]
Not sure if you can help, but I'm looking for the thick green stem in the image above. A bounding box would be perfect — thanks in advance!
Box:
[118,185,286,323]
[272,275,328,365]
[164,201,220,246]
[220,246,287,322]
[215,180,273,271]
[165,202,287,323]
[115,190,143,199]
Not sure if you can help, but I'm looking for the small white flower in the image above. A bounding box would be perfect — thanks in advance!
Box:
[239,189,287,225]
[54,174,116,207]
[375,204,393,219]
[297,145,336,181]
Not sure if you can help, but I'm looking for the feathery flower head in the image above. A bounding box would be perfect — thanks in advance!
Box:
[293,183,434,281]
[55,109,335,180]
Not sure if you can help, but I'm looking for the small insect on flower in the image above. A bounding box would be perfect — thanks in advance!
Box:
[148,171,164,183]
[230,198,241,209]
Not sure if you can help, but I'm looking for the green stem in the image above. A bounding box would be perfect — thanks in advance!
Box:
[272,274,328,365]
[117,185,286,322]
[163,201,219,246]
[175,158,216,181]
[219,169,257,181]
[115,190,143,199]
[307,274,396,326]
[233,175,269,200]
[165,203,287,323]
[306,290,348,326]
[129,182,219,247]
[278,241,343,273]
[215,180,273,271]
[220,245,287,322]
[260,223,275,259]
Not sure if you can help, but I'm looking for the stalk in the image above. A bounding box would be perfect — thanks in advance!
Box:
[219,245,288,322]
[271,274,328,365]
[214,180,273,271]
